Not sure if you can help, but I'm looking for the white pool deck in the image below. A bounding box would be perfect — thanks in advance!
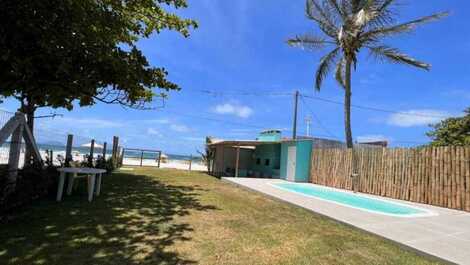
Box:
[223,177,470,265]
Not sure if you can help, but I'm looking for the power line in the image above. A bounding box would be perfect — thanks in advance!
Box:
[300,95,340,139]
[159,109,341,139]
[301,94,449,118]
[164,90,436,145]
[194,89,293,97]
[195,89,451,119]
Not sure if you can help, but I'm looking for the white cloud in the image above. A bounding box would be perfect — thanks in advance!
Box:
[387,110,450,127]
[42,117,123,129]
[170,124,190,133]
[213,103,253,118]
[357,135,388,143]
[141,119,170,124]
[147,128,163,137]
[182,136,205,142]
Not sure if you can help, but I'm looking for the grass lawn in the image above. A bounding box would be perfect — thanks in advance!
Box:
[0,168,441,265]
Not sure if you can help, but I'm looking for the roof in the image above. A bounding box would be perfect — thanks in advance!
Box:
[209,140,281,147]
[208,138,316,147]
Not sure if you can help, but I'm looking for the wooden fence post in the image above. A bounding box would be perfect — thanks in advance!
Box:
[118,147,124,167]
[112,136,119,165]
[189,154,193,171]
[88,139,95,167]
[157,151,162,168]
[102,142,107,160]
[65,134,73,166]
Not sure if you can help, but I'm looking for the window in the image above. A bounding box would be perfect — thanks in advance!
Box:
[265,159,270,166]
[256,158,261,165]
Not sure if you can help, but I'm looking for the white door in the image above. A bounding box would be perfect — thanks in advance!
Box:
[287,146,296,181]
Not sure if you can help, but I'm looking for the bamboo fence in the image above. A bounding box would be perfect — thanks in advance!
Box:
[310,147,470,212]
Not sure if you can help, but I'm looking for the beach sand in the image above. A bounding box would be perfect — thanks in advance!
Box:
[122,157,207,171]
[0,148,207,172]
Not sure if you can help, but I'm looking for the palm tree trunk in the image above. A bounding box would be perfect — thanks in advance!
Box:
[344,60,353,148]
[344,59,359,192]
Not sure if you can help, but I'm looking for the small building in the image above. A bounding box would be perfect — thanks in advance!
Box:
[208,130,342,182]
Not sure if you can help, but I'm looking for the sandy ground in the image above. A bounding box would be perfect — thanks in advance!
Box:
[122,157,207,171]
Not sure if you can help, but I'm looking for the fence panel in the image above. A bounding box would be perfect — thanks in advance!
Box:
[311,147,470,212]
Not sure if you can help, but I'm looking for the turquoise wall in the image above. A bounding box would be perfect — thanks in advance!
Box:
[252,144,281,177]
[257,130,282,142]
[295,140,313,182]
[280,140,313,182]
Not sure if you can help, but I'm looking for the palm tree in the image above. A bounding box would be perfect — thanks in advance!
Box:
[288,0,447,148]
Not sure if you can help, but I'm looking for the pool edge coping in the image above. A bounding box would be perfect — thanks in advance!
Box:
[269,182,438,218]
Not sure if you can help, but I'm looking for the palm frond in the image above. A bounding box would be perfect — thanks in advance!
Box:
[340,0,352,16]
[356,0,396,28]
[368,46,430,70]
[325,0,346,21]
[315,48,340,90]
[306,0,339,37]
[362,12,448,42]
[287,35,333,50]
[351,0,370,13]
[375,0,396,18]
[335,57,346,88]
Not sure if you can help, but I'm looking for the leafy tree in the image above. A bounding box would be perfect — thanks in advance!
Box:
[0,0,196,128]
[287,0,447,148]
[0,0,196,163]
[427,108,470,146]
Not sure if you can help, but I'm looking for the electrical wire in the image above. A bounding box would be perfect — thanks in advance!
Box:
[194,89,451,119]
[299,95,340,140]
[301,94,450,118]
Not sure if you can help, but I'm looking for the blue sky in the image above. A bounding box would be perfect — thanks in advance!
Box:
[1,0,470,155]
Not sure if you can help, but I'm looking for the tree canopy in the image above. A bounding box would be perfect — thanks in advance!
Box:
[0,0,197,115]
[427,108,470,146]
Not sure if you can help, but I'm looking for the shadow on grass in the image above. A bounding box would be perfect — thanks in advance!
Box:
[0,172,217,265]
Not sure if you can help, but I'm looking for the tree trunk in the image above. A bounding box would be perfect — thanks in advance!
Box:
[20,99,36,166]
[344,60,353,148]
[344,59,359,192]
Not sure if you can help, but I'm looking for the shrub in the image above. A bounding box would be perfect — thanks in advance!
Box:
[1,164,59,219]
[96,158,116,173]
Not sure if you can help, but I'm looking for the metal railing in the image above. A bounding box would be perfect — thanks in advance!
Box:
[121,148,162,167]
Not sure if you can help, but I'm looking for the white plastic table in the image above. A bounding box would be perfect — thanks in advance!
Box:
[56,167,107,202]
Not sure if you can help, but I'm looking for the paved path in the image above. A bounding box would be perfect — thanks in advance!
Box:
[224,177,470,265]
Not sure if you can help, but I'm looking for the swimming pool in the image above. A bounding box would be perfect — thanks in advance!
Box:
[272,182,436,217]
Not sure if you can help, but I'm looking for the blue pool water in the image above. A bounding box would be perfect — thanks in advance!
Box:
[274,183,430,217]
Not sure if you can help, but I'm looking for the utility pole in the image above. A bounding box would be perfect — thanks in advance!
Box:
[292,90,299,139]
[305,115,312,137]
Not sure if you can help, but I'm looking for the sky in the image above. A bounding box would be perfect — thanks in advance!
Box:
[1,0,470,155]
